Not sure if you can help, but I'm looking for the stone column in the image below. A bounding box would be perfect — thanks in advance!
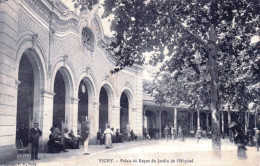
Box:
[228,105,232,140]
[190,112,194,132]
[206,112,209,133]
[196,109,201,132]
[174,108,178,136]
[88,102,99,144]
[157,110,161,138]
[228,106,231,125]
[112,105,120,131]
[245,111,248,133]
[71,97,80,132]
[254,111,258,139]
[131,108,137,132]
[39,90,55,151]
[221,111,224,135]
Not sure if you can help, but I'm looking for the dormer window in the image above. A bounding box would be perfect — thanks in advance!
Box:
[82,27,94,51]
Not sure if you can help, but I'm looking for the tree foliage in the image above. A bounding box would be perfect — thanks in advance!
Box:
[73,0,99,11]
[75,0,259,154]
[0,0,8,3]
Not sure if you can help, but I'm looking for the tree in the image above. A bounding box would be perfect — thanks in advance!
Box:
[0,0,8,3]
[73,0,98,11]
[75,0,259,156]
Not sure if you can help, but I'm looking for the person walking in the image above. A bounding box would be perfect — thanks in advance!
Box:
[104,125,113,148]
[164,125,170,142]
[29,122,42,160]
[82,118,90,155]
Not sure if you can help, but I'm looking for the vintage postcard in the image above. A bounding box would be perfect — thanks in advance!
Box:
[0,0,259,165]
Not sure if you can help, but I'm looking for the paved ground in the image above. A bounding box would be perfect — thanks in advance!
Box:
[4,138,260,166]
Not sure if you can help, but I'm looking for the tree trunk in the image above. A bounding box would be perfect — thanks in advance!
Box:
[208,24,221,157]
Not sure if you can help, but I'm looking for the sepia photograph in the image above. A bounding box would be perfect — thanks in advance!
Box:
[0,0,259,165]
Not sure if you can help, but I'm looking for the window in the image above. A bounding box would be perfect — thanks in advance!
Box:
[82,27,94,50]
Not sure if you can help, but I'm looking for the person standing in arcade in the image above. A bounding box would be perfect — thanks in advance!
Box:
[29,122,42,160]
[82,117,90,155]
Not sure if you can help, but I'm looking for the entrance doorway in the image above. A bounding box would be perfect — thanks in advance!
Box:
[53,71,66,130]
[120,92,129,132]
[78,80,89,132]
[16,54,34,146]
[99,87,108,131]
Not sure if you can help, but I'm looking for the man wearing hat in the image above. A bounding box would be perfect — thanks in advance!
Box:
[29,122,42,160]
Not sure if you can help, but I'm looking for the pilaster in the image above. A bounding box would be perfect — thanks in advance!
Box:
[174,108,178,131]
[71,97,80,132]
[112,105,120,130]
[39,90,55,151]
[88,102,99,144]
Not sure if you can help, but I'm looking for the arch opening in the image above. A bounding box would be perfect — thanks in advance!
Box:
[99,87,108,131]
[16,50,44,146]
[16,54,34,146]
[78,80,89,131]
[53,71,66,130]
[120,92,129,132]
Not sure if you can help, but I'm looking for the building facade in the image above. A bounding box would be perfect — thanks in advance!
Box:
[0,0,143,163]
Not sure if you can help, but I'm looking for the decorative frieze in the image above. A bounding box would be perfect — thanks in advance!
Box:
[23,0,79,32]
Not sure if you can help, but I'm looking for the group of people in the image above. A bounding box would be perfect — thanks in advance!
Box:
[143,125,184,141]
[47,127,82,153]
[47,127,68,153]
[97,126,138,148]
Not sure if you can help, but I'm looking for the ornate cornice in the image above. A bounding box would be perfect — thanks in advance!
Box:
[23,0,79,32]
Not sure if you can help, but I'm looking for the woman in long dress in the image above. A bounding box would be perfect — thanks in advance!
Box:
[104,125,113,148]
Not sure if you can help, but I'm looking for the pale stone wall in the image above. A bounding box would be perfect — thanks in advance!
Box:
[0,0,143,163]
[0,0,19,163]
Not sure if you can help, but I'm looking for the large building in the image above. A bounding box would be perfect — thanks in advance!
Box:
[0,0,143,162]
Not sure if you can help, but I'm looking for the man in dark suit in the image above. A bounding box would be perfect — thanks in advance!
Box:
[29,122,42,160]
